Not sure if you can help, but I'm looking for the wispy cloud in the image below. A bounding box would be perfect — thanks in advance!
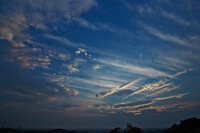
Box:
[143,25,190,47]
[143,25,200,50]
[0,0,97,70]
[147,85,181,97]
[154,93,190,101]
[99,93,189,111]
[70,77,120,90]
[98,59,170,77]
[125,79,172,98]
[71,17,98,30]
[93,64,101,71]
[44,34,88,48]
[69,16,133,36]
[112,100,155,110]
[96,79,141,98]
[161,10,190,25]
[125,101,200,115]
[75,48,88,55]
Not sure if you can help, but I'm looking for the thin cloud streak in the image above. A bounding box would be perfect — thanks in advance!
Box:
[125,101,200,115]
[125,69,188,98]
[98,59,170,77]
[96,79,141,98]
[124,80,172,98]
[154,93,190,101]
[44,34,88,48]
[161,10,190,25]
[147,85,181,97]
[112,100,155,110]
[143,25,193,48]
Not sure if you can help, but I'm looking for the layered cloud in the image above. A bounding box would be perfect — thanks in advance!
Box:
[96,79,141,98]
[0,66,78,106]
[112,100,154,110]
[98,59,169,77]
[125,101,200,115]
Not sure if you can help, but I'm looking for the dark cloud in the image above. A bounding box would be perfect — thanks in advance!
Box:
[112,89,135,96]
[0,65,77,106]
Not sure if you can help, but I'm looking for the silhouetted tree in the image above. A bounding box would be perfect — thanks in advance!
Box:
[164,117,200,133]
[109,127,121,133]
[124,123,141,133]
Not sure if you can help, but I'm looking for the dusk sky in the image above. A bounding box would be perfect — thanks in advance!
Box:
[0,0,200,129]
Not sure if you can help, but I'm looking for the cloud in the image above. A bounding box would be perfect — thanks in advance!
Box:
[161,10,190,25]
[125,69,189,98]
[164,57,190,69]
[125,79,172,98]
[125,101,200,115]
[143,25,195,48]
[112,100,155,109]
[0,0,96,70]
[112,89,135,96]
[172,69,188,77]
[69,16,133,36]
[44,34,88,48]
[9,0,97,30]
[98,59,169,77]
[154,93,190,101]
[71,77,120,90]
[0,66,78,106]
[64,64,79,73]
[93,64,101,71]
[0,14,27,43]
[96,79,141,98]
[71,17,98,30]
[75,48,88,56]
[146,85,181,97]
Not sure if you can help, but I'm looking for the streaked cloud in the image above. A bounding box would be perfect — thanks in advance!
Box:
[75,48,88,55]
[63,64,79,73]
[143,25,200,49]
[147,85,181,97]
[112,100,155,110]
[154,93,190,101]
[93,64,101,71]
[98,59,169,77]
[143,25,190,47]
[96,79,141,98]
[112,89,135,96]
[125,79,172,98]
[71,17,98,30]
[161,10,190,25]
[44,34,88,48]
[125,101,200,115]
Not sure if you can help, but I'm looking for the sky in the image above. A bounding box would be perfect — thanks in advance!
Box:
[0,0,200,129]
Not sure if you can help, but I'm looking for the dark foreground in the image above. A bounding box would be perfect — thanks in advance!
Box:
[1,117,200,133]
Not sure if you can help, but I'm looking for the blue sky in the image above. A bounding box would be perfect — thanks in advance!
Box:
[0,0,200,129]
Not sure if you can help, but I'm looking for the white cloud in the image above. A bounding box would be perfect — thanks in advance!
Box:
[72,17,98,30]
[147,85,181,97]
[112,100,155,110]
[96,79,141,98]
[44,34,88,48]
[75,48,87,55]
[0,0,97,70]
[154,93,190,101]
[161,10,190,25]
[93,64,101,71]
[125,101,200,115]
[143,25,200,49]
[124,79,173,98]
[98,59,169,77]
[63,64,79,73]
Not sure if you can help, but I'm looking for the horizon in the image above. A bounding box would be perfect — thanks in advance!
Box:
[0,0,200,129]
